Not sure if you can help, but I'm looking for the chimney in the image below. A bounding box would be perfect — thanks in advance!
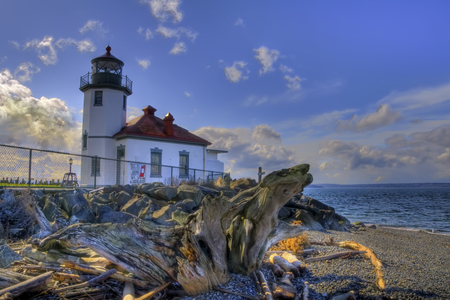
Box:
[164,113,175,136]
[142,105,156,116]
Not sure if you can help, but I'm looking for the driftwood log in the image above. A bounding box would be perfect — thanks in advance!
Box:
[36,164,313,295]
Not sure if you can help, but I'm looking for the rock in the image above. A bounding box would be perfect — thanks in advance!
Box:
[175,185,202,207]
[121,194,151,216]
[138,182,165,194]
[110,190,133,208]
[219,189,237,199]
[103,184,134,196]
[96,205,113,222]
[138,199,161,221]
[278,207,291,219]
[152,205,178,225]
[57,191,89,216]
[174,199,196,212]
[197,186,220,197]
[71,203,95,223]
[8,228,27,240]
[0,222,5,242]
[100,211,137,224]
[42,196,68,222]
[89,194,118,215]
[0,244,22,268]
[292,209,323,231]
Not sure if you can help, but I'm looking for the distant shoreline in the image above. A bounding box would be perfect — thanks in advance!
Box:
[306,183,450,189]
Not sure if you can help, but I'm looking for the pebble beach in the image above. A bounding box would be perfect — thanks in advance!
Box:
[185,226,450,300]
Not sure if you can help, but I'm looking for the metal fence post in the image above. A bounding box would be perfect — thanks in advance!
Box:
[170,167,173,186]
[193,169,196,184]
[94,155,98,189]
[28,149,32,188]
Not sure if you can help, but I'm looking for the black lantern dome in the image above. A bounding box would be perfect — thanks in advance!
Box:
[80,46,132,95]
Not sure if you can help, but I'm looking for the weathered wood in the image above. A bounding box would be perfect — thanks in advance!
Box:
[64,261,149,288]
[304,251,366,263]
[0,271,53,298]
[273,272,297,299]
[0,268,33,287]
[302,281,309,300]
[281,252,306,274]
[252,271,263,294]
[256,270,273,300]
[266,262,284,277]
[52,268,116,294]
[135,281,171,300]
[214,287,262,300]
[52,272,93,284]
[0,292,12,300]
[21,265,62,272]
[123,281,135,300]
[269,254,299,277]
[37,164,313,295]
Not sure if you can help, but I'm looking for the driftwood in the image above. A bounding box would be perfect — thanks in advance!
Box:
[135,281,171,300]
[281,252,306,274]
[64,261,149,288]
[265,262,284,277]
[36,164,313,295]
[313,238,385,290]
[123,281,135,300]
[0,271,53,298]
[273,272,297,299]
[52,268,116,294]
[256,270,273,300]
[302,281,309,300]
[0,269,33,289]
[52,272,93,284]
[304,251,366,263]
[269,254,300,277]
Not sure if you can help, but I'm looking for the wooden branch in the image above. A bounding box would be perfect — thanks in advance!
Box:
[64,261,149,288]
[52,269,116,294]
[214,287,262,300]
[302,281,309,300]
[304,251,366,263]
[52,272,93,284]
[0,268,33,284]
[0,271,53,298]
[268,254,299,277]
[252,271,263,294]
[273,272,297,299]
[0,293,12,300]
[21,265,63,272]
[123,282,135,300]
[256,270,273,300]
[135,281,171,300]
[281,252,306,274]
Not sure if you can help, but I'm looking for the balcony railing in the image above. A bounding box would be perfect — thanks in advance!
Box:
[80,72,132,93]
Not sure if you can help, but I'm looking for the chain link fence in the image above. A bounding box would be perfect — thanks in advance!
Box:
[0,144,224,189]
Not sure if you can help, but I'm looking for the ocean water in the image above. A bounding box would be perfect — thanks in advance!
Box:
[302,187,450,233]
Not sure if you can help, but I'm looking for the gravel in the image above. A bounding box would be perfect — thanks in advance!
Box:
[179,226,450,300]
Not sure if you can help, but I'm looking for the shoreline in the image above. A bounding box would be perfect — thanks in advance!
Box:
[365,223,450,236]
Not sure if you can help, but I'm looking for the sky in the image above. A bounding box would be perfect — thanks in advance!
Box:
[1,0,450,184]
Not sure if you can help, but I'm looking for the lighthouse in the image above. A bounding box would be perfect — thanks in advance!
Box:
[79,46,132,186]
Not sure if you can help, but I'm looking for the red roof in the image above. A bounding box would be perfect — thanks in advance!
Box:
[113,106,211,146]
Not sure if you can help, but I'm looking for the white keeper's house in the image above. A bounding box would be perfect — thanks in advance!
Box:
[79,46,226,187]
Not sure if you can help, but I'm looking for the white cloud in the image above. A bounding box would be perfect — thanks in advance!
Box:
[379,82,450,111]
[253,46,280,75]
[224,61,249,83]
[155,25,198,41]
[127,106,143,121]
[55,38,96,53]
[9,41,19,49]
[279,64,293,73]
[140,0,183,23]
[0,69,81,151]
[169,42,187,55]
[284,75,302,90]
[14,62,40,83]
[184,92,191,98]
[243,95,268,106]
[137,59,151,70]
[79,20,107,35]
[193,125,296,175]
[138,27,153,40]
[234,18,245,27]
[24,36,58,65]
[0,56,7,64]
[336,104,401,132]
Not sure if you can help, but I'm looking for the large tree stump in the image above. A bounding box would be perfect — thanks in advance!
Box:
[37,164,313,295]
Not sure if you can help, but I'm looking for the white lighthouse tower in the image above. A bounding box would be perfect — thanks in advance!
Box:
[79,46,132,186]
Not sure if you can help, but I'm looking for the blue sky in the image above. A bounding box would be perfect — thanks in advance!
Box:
[1,0,450,184]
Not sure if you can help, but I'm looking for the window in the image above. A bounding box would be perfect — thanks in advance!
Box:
[94,91,103,106]
[151,148,162,177]
[123,95,127,110]
[179,151,189,177]
[91,157,101,176]
[82,130,88,149]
